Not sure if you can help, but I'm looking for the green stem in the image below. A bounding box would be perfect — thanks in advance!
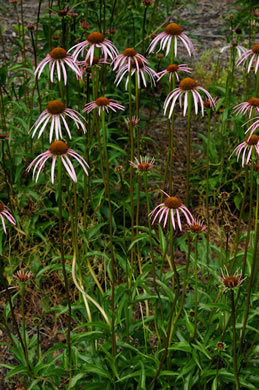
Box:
[193,235,198,337]
[148,228,181,390]
[21,283,26,350]
[169,217,180,290]
[231,290,240,390]
[230,166,248,269]
[101,111,116,357]
[206,109,211,266]
[142,6,148,53]
[168,40,175,194]
[186,92,193,208]
[240,170,258,352]
[128,68,135,288]
[57,158,72,376]
[236,154,255,275]
[256,69,259,96]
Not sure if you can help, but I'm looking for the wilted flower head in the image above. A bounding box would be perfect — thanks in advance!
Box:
[30,100,86,142]
[0,203,16,233]
[80,19,90,30]
[156,63,192,82]
[124,116,139,127]
[130,156,155,172]
[13,269,32,282]
[233,97,259,118]
[149,190,193,230]
[148,22,194,57]
[26,140,89,183]
[215,341,226,351]
[164,77,215,118]
[114,165,122,173]
[68,31,118,64]
[218,265,246,292]
[27,24,35,31]
[35,47,82,84]
[236,43,259,73]
[229,135,259,167]
[0,130,11,140]
[223,224,231,233]
[83,96,125,116]
[219,191,229,200]
[189,218,206,233]
[106,28,116,35]
[203,98,219,109]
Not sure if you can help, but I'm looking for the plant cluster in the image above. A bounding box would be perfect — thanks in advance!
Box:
[0,0,258,389]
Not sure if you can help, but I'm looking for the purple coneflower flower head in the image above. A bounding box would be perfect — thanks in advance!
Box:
[13,269,32,282]
[218,265,246,293]
[149,190,193,230]
[164,77,215,118]
[26,140,89,184]
[112,47,148,71]
[30,100,86,142]
[0,203,16,233]
[156,63,192,82]
[236,43,259,73]
[69,31,118,64]
[148,23,194,57]
[220,43,247,58]
[83,96,125,116]
[244,116,259,136]
[115,57,157,88]
[35,47,82,84]
[130,156,155,172]
[124,116,139,127]
[233,97,259,118]
[229,135,259,167]
[189,218,206,233]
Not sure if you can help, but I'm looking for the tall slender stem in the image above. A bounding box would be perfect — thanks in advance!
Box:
[101,111,116,357]
[240,169,258,352]
[57,158,72,376]
[128,68,135,287]
[186,92,193,208]
[168,41,175,193]
[231,290,240,390]
[206,109,211,265]
[193,234,198,337]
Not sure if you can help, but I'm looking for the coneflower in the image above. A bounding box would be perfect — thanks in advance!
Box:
[164,77,215,118]
[30,100,86,142]
[149,190,193,230]
[69,31,118,64]
[148,22,194,57]
[35,47,81,84]
[26,140,89,183]
[83,96,125,116]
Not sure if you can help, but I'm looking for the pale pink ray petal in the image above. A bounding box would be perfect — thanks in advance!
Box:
[176,209,182,231]
[170,209,176,230]
[0,215,7,233]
